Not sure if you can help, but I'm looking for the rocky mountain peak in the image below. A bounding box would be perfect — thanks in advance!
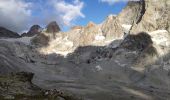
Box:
[29,25,41,33]
[31,21,61,47]
[86,21,96,28]
[106,14,116,21]
[46,21,61,33]
[21,25,42,37]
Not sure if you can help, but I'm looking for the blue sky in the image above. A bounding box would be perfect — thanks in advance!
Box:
[74,1,127,26]
[0,0,128,33]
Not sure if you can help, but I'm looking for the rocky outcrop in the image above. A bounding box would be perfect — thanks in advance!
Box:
[0,27,20,38]
[21,25,42,37]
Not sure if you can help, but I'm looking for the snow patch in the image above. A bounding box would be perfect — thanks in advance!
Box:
[122,24,132,31]
[39,36,74,57]
[95,65,103,71]
[149,30,170,46]
[115,60,127,67]
[149,30,168,34]
[95,35,105,41]
[107,14,117,20]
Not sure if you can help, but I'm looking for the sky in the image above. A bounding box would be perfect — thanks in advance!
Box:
[0,0,129,33]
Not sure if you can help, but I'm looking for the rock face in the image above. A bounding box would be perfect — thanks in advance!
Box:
[21,25,42,37]
[130,0,170,33]
[0,27,20,38]
[101,15,124,39]
[45,21,61,40]
[118,0,170,33]
[79,21,102,46]
[117,1,143,25]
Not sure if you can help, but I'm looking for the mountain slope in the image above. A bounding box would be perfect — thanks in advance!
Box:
[0,27,20,38]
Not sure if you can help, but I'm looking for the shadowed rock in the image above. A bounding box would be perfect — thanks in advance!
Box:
[0,27,20,38]
[121,32,153,51]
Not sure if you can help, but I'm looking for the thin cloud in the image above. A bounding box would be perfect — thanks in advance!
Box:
[99,0,140,5]
[0,0,31,33]
[52,0,85,26]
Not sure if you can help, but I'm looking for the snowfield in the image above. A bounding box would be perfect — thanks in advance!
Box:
[0,36,36,45]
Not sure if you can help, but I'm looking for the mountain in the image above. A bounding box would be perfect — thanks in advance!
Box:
[0,0,170,100]
[21,25,42,37]
[0,27,20,38]
[46,21,61,34]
